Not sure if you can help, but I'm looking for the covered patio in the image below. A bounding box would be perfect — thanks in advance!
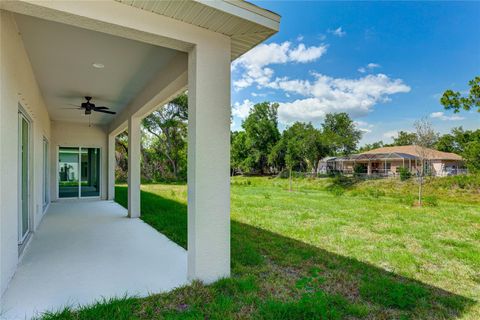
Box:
[0,1,279,318]
[1,200,188,320]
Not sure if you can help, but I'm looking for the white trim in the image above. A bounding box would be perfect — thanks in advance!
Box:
[195,0,280,29]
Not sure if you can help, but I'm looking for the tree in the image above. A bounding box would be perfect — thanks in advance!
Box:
[230,131,249,175]
[358,141,385,153]
[115,131,129,182]
[393,131,417,146]
[142,93,188,180]
[435,127,480,173]
[322,113,362,155]
[435,133,457,153]
[441,76,480,113]
[463,140,480,173]
[242,102,281,174]
[414,118,438,206]
[269,122,329,190]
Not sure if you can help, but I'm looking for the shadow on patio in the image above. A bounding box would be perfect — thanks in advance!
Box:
[107,186,476,319]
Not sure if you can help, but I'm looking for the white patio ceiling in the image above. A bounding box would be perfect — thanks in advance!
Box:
[15,13,181,125]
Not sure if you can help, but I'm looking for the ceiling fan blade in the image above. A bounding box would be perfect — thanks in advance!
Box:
[95,109,116,115]
[93,106,109,110]
[60,107,82,110]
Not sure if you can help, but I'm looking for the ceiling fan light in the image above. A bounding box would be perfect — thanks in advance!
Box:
[92,63,104,69]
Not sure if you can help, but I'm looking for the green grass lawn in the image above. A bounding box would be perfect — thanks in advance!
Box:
[40,176,479,320]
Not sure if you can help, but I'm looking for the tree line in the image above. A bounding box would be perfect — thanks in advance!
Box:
[115,75,479,182]
[231,102,361,175]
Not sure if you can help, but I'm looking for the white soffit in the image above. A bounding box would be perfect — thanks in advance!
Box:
[114,0,281,60]
[14,14,182,125]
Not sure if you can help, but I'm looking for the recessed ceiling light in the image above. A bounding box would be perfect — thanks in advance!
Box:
[92,63,104,69]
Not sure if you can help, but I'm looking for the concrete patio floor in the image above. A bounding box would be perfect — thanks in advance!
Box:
[0,201,188,320]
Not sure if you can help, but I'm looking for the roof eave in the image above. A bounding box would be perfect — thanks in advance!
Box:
[197,0,280,31]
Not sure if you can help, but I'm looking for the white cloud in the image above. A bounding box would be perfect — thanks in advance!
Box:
[289,44,328,63]
[296,35,304,41]
[272,73,410,123]
[328,27,346,37]
[354,121,374,133]
[232,99,254,120]
[232,41,327,91]
[383,130,400,139]
[358,62,381,73]
[268,78,311,96]
[430,111,464,121]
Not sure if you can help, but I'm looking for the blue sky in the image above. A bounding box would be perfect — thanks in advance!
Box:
[231,1,480,145]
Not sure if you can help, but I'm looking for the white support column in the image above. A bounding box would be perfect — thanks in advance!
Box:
[128,116,141,218]
[107,134,116,200]
[187,38,231,283]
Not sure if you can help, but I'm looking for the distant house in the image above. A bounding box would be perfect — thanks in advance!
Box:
[319,145,465,177]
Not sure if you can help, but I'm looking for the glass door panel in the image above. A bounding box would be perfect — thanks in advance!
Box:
[43,138,49,208]
[58,147,79,198]
[19,113,30,242]
[80,148,100,197]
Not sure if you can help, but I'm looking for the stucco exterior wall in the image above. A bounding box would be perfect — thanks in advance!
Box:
[0,10,51,296]
[432,160,464,176]
[50,121,108,201]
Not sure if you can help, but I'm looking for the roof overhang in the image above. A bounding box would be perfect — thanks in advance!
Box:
[1,0,280,61]
[114,0,281,60]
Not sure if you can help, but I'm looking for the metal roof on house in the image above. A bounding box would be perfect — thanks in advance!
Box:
[322,152,418,162]
[362,145,463,161]
[115,0,280,60]
[320,146,463,162]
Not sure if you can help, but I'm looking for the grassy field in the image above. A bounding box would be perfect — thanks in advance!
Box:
[40,176,479,319]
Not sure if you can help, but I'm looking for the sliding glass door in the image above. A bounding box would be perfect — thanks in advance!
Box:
[80,148,100,197]
[43,138,49,209]
[59,147,79,198]
[58,147,100,198]
[18,111,30,243]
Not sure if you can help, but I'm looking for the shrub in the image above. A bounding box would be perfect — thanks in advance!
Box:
[328,185,345,197]
[398,167,412,181]
[115,167,128,183]
[353,164,366,178]
[327,170,342,178]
